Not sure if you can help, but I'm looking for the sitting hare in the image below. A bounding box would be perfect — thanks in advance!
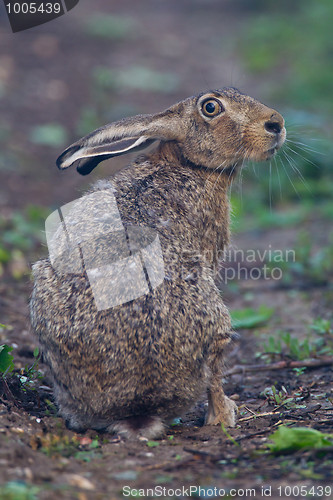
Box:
[30,88,285,438]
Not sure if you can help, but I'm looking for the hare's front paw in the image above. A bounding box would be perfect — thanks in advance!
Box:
[205,394,237,428]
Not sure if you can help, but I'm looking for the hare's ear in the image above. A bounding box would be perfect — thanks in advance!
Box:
[56,103,187,175]
[56,127,157,176]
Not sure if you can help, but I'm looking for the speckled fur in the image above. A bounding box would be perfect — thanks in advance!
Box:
[30,88,285,437]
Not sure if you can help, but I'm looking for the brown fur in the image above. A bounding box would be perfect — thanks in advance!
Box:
[30,88,285,437]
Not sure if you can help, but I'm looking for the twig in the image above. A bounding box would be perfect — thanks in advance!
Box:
[183,447,226,463]
[137,460,175,472]
[183,447,218,458]
[236,428,272,442]
[226,357,333,377]
[238,411,282,423]
[314,419,333,425]
[244,406,257,416]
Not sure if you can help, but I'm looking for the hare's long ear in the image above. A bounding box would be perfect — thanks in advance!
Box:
[56,110,183,175]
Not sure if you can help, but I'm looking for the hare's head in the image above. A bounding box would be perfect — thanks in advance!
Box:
[57,88,286,175]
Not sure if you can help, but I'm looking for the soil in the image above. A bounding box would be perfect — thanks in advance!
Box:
[0,1,332,498]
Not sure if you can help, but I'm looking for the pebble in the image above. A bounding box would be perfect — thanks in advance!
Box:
[138,436,148,442]
[24,467,33,481]
[65,474,95,491]
[11,427,24,434]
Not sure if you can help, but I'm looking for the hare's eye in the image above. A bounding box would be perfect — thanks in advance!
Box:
[202,99,223,117]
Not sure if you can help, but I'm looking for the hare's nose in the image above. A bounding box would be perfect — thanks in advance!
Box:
[264,113,284,135]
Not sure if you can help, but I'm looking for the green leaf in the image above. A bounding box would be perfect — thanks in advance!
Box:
[269,425,333,454]
[0,344,14,375]
[147,440,160,447]
[89,439,100,449]
[30,124,68,147]
[0,246,10,264]
[231,305,274,329]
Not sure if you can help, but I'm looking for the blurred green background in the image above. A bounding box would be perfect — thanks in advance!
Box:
[0,0,332,281]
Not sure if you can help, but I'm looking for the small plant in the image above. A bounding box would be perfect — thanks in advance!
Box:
[261,331,315,361]
[0,344,14,379]
[0,324,14,381]
[19,347,43,391]
[293,367,307,377]
[309,318,332,336]
[0,333,45,404]
[260,319,333,363]
[261,385,293,409]
[261,385,306,410]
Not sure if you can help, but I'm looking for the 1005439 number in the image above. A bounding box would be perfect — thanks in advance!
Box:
[6,2,62,14]
[278,485,332,497]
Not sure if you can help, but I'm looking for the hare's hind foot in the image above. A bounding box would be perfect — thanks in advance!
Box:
[205,373,237,428]
[65,414,165,439]
[64,413,165,439]
[205,393,237,427]
[108,416,165,440]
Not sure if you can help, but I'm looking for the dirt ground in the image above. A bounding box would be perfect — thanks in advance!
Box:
[0,1,332,498]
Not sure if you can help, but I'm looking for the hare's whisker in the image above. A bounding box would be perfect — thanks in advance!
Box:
[286,139,323,155]
[273,156,283,201]
[283,150,312,195]
[280,155,301,199]
[285,144,320,169]
[269,161,273,211]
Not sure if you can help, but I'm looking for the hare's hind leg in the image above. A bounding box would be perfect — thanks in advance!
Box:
[205,335,237,428]
[205,375,237,427]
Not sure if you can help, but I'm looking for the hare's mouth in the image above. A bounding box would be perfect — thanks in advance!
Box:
[266,146,278,157]
[265,126,286,159]
[265,138,285,159]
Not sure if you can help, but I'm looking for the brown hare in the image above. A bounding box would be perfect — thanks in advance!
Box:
[30,88,286,438]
